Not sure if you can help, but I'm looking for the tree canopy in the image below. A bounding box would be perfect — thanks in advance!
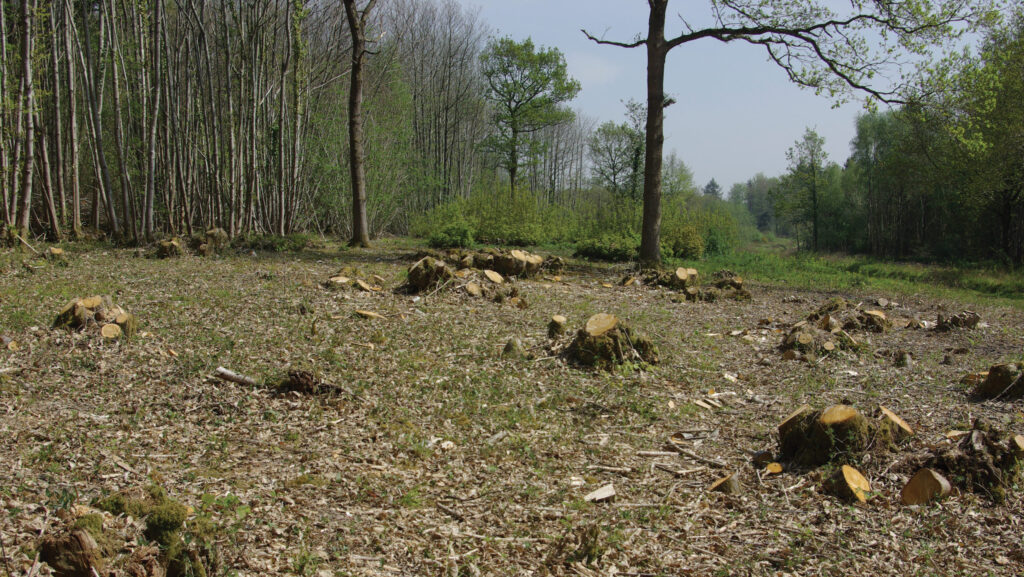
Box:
[480,36,581,196]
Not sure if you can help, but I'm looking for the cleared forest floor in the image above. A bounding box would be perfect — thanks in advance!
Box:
[1,241,1023,576]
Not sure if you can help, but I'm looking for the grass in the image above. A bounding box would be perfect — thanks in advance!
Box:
[2,236,1022,576]
[668,243,1024,308]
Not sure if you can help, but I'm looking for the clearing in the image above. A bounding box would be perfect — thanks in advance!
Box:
[1,242,1022,576]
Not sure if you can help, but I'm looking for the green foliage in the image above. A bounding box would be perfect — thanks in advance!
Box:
[480,36,581,192]
[574,234,639,262]
[231,233,319,253]
[588,120,644,200]
[661,224,704,259]
[427,222,474,249]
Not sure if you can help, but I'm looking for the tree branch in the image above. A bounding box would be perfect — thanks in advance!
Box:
[581,29,645,49]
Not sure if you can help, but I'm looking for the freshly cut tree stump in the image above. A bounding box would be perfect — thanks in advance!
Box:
[901,468,952,505]
[709,472,742,494]
[548,315,568,338]
[465,282,483,297]
[671,267,700,289]
[826,465,872,503]
[878,406,914,443]
[406,257,453,292]
[971,363,1024,400]
[564,314,658,369]
[844,309,890,333]
[585,313,618,337]
[764,462,784,475]
[46,246,66,260]
[54,296,136,338]
[779,405,814,441]
[483,269,504,284]
[114,313,137,338]
[779,404,871,467]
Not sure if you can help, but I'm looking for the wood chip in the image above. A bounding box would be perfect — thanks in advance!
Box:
[584,484,615,503]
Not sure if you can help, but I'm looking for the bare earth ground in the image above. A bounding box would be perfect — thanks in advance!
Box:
[1,242,1023,577]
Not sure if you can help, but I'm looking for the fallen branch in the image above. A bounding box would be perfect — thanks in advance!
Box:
[13,233,41,256]
[671,447,729,469]
[214,366,260,387]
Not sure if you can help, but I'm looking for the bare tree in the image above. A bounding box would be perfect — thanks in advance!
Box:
[585,0,990,266]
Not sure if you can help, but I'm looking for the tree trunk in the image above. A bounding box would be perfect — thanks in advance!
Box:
[15,0,37,239]
[344,0,375,248]
[639,1,668,267]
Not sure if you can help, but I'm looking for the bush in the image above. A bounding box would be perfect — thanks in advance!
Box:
[574,234,639,262]
[232,233,319,252]
[475,222,542,247]
[661,224,705,259]
[428,222,475,248]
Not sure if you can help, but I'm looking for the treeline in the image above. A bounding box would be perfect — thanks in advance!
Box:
[0,0,602,243]
[734,11,1024,265]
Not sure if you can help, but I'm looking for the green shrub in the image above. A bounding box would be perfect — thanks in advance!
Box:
[428,222,475,248]
[661,224,704,259]
[232,233,320,252]
[574,234,639,262]
[476,222,542,247]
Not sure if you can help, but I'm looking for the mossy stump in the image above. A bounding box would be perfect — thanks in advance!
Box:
[564,313,658,370]
[406,256,453,292]
[779,404,871,467]
[924,419,1022,500]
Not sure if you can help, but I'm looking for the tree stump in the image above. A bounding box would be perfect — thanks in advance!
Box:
[972,363,1024,400]
[901,468,952,505]
[779,404,871,467]
[564,314,658,369]
[826,465,872,503]
[407,257,453,292]
[709,472,742,495]
[877,406,914,444]
[548,315,568,338]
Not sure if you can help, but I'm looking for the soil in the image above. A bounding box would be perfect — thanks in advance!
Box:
[1,242,1023,576]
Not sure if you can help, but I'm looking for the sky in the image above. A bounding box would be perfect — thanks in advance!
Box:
[457,0,875,192]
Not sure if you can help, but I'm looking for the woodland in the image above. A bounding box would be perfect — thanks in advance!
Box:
[2,1,1024,576]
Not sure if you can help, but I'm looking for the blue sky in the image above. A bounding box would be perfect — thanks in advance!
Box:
[458,0,874,191]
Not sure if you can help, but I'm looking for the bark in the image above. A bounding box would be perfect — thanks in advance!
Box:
[343,0,376,248]
[638,1,668,267]
[15,0,36,239]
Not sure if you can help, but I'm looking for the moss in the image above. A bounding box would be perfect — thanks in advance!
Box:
[72,513,104,538]
[144,501,189,547]
[564,323,658,370]
[94,493,128,516]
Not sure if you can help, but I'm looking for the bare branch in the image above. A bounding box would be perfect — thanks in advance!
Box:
[581,28,645,49]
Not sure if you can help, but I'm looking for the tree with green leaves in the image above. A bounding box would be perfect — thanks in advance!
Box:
[703,178,721,199]
[588,121,637,198]
[585,0,996,266]
[480,36,580,197]
[784,128,828,251]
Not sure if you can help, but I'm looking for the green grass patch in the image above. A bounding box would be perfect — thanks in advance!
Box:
[673,246,1024,308]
